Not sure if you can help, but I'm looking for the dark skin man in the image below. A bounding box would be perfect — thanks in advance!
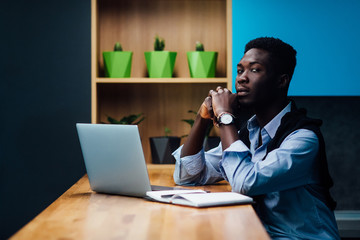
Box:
[181,48,291,157]
[175,37,339,239]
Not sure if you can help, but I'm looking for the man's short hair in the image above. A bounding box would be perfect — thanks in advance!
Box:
[245,37,297,80]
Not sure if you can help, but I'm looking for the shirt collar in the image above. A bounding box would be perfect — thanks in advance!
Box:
[247,102,292,139]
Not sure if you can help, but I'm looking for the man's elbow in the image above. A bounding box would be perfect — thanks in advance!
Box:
[173,177,185,186]
[229,173,258,196]
[173,171,193,186]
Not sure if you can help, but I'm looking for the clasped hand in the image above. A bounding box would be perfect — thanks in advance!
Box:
[198,86,237,120]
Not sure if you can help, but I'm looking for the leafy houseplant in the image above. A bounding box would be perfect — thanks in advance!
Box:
[182,110,220,151]
[106,113,145,125]
[103,42,133,78]
[149,127,181,164]
[187,41,218,78]
[144,35,177,78]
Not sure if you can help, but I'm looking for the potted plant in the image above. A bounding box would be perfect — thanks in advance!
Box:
[105,113,145,125]
[149,127,181,164]
[103,42,133,78]
[181,110,220,151]
[187,41,218,78]
[144,35,177,78]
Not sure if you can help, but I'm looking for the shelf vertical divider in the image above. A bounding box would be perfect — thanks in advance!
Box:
[227,0,233,90]
[91,0,98,123]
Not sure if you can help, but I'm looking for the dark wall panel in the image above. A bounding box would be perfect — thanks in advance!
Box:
[294,97,360,210]
[0,0,91,239]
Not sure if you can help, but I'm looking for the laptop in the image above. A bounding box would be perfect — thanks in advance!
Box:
[76,123,180,197]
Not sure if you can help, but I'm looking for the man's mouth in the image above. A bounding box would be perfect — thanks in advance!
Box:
[236,87,250,96]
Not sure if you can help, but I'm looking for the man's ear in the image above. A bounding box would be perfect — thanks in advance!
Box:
[277,74,290,89]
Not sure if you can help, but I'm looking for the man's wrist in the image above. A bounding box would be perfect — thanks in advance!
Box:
[215,112,235,127]
[196,113,213,125]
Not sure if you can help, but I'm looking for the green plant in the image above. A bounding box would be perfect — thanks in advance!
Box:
[114,42,123,51]
[181,110,197,128]
[164,127,172,137]
[195,41,204,51]
[106,113,145,125]
[154,35,165,51]
[181,110,213,138]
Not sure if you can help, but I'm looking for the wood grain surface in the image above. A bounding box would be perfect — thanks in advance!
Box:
[11,165,269,240]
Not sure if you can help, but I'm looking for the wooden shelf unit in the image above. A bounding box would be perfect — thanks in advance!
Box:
[91,0,232,163]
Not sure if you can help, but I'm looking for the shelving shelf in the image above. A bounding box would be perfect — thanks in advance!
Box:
[91,0,232,163]
[95,78,229,84]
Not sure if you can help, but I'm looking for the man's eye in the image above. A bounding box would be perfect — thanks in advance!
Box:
[237,69,244,74]
[251,68,260,73]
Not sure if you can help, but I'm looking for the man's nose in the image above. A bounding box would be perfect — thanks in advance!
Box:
[237,71,249,84]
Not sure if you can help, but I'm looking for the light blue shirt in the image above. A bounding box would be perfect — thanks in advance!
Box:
[173,103,340,240]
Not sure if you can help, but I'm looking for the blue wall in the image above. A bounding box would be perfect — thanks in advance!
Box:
[232,0,360,96]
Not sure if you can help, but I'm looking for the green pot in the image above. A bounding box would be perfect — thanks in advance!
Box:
[103,51,133,78]
[144,51,177,78]
[187,51,218,78]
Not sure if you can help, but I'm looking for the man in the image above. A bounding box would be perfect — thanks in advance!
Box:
[173,37,340,239]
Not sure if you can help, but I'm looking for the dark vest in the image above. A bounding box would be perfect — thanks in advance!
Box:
[238,102,336,210]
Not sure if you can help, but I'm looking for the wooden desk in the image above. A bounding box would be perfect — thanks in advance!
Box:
[11,164,269,240]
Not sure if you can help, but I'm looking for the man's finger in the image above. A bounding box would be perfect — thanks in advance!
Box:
[208,89,215,96]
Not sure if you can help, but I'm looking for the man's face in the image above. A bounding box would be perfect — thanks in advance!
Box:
[235,48,278,107]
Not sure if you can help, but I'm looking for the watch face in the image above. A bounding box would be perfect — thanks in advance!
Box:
[220,114,233,125]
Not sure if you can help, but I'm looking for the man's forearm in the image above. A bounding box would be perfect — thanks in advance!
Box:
[219,123,239,150]
[180,114,212,158]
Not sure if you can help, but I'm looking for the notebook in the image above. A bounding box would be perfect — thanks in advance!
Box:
[146,190,253,208]
[76,123,182,197]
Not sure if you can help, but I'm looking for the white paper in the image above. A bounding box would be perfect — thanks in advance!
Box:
[146,190,253,207]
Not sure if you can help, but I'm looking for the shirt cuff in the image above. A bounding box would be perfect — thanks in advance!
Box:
[172,145,205,176]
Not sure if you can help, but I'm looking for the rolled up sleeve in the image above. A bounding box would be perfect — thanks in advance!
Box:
[173,144,224,186]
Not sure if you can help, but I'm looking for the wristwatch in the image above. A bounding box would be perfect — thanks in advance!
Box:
[217,112,235,126]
